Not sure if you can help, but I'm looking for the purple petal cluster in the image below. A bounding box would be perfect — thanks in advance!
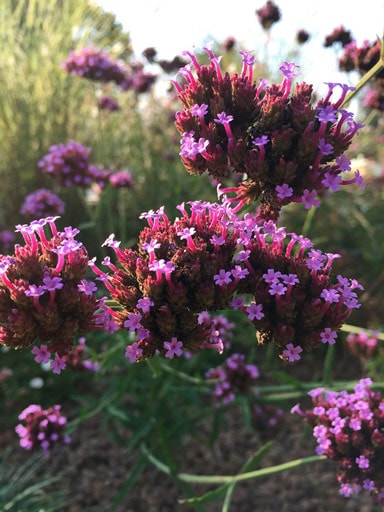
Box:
[292,379,384,505]
[90,201,361,363]
[108,169,135,188]
[38,140,110,188]
[20,188,65,220]
[62,47,128,86]
[0,217,106,360]
[15,404,70,455]
[174,47,364,220]
[324,25,353,48]
[205,352,259,405]
[98,95,120,112]
[64,336,100,372]
[256,1,281,30]
[338,39,384,112]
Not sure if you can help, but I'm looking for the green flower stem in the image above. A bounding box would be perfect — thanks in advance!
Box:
[341,323,384,341]
[340,36,384,108]
[104,300,122,309]
[253,381,384,402]
[143,446,326,484]
[301,205,316,238]
[322,343,335,387]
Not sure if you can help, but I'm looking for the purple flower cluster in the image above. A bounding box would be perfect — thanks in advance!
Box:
[338,39,384,112]
[62,47,157,94]
[38,140,109,188]
[91,201,239,362]
[0,217,106,362]
[346,330,378,362]
[324,25,353,48]
[15,404,70,455]
[20,188,65,220]
[108,169,135,188]
[174,47,364,220]
[197,311,235,351]
[64,336,100,372]
[122,62,157,93]
[256,1,281,30]
[90,200,361,363]
[292,379,384,505]
[62,47,128,87]
[98,95,120,112]
[205,353,259,404]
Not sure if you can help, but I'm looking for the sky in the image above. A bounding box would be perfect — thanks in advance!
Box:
[95,0,384,96]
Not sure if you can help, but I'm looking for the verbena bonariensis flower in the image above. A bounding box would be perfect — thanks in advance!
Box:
[197,311,235,351]
[108,169,135,188]
[323,25,353,48]
[20,188,65,220]
[91,201,361,363]
[346,330,379,362]
[205,352,259,405]
[123,62,157,93]
[0,217,106,363]
[174,47,364,220]
[255,1,281,30]
[62,47,129,87]
[15,404,70,455]
[339,39,382,76]
[98,95,120,111]
[296,29,310,45]
[64,336,100,372]
[91,201,240,362]
[292,379,384,506]
[38,140,102,188]
[231,212,362,362]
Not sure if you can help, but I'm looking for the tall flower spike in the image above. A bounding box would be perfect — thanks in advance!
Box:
[174,48,364,220]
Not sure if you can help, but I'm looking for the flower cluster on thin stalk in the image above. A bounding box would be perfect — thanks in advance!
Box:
[346,330,379,363]
[173,46,364,220]
[62,47,129,87]
[0,216,109,373]
[91,200,362,364]
[15,404,70,455]
[205,352,259,405]
[38,141,136,191]
[38,140,110,188]
[255,0,281,31]
[20,188,65,220]
[292,379,384,506]
[62,47,157,94]
[91,201,239,362]
[98,95,120,112]
[338,38,384,112]
[61,336,100,372]
[197,311,235,351]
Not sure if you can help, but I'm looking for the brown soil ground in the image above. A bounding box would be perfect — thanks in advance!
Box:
[1,383,378,512]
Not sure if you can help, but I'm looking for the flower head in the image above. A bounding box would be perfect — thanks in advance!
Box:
[292,379,384,506]
[38,140,110,188]
[0,217,103,359]
[205,353,259,405]
[15,404,70,455]
[20,189,65,219]
[174,47,363,220]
